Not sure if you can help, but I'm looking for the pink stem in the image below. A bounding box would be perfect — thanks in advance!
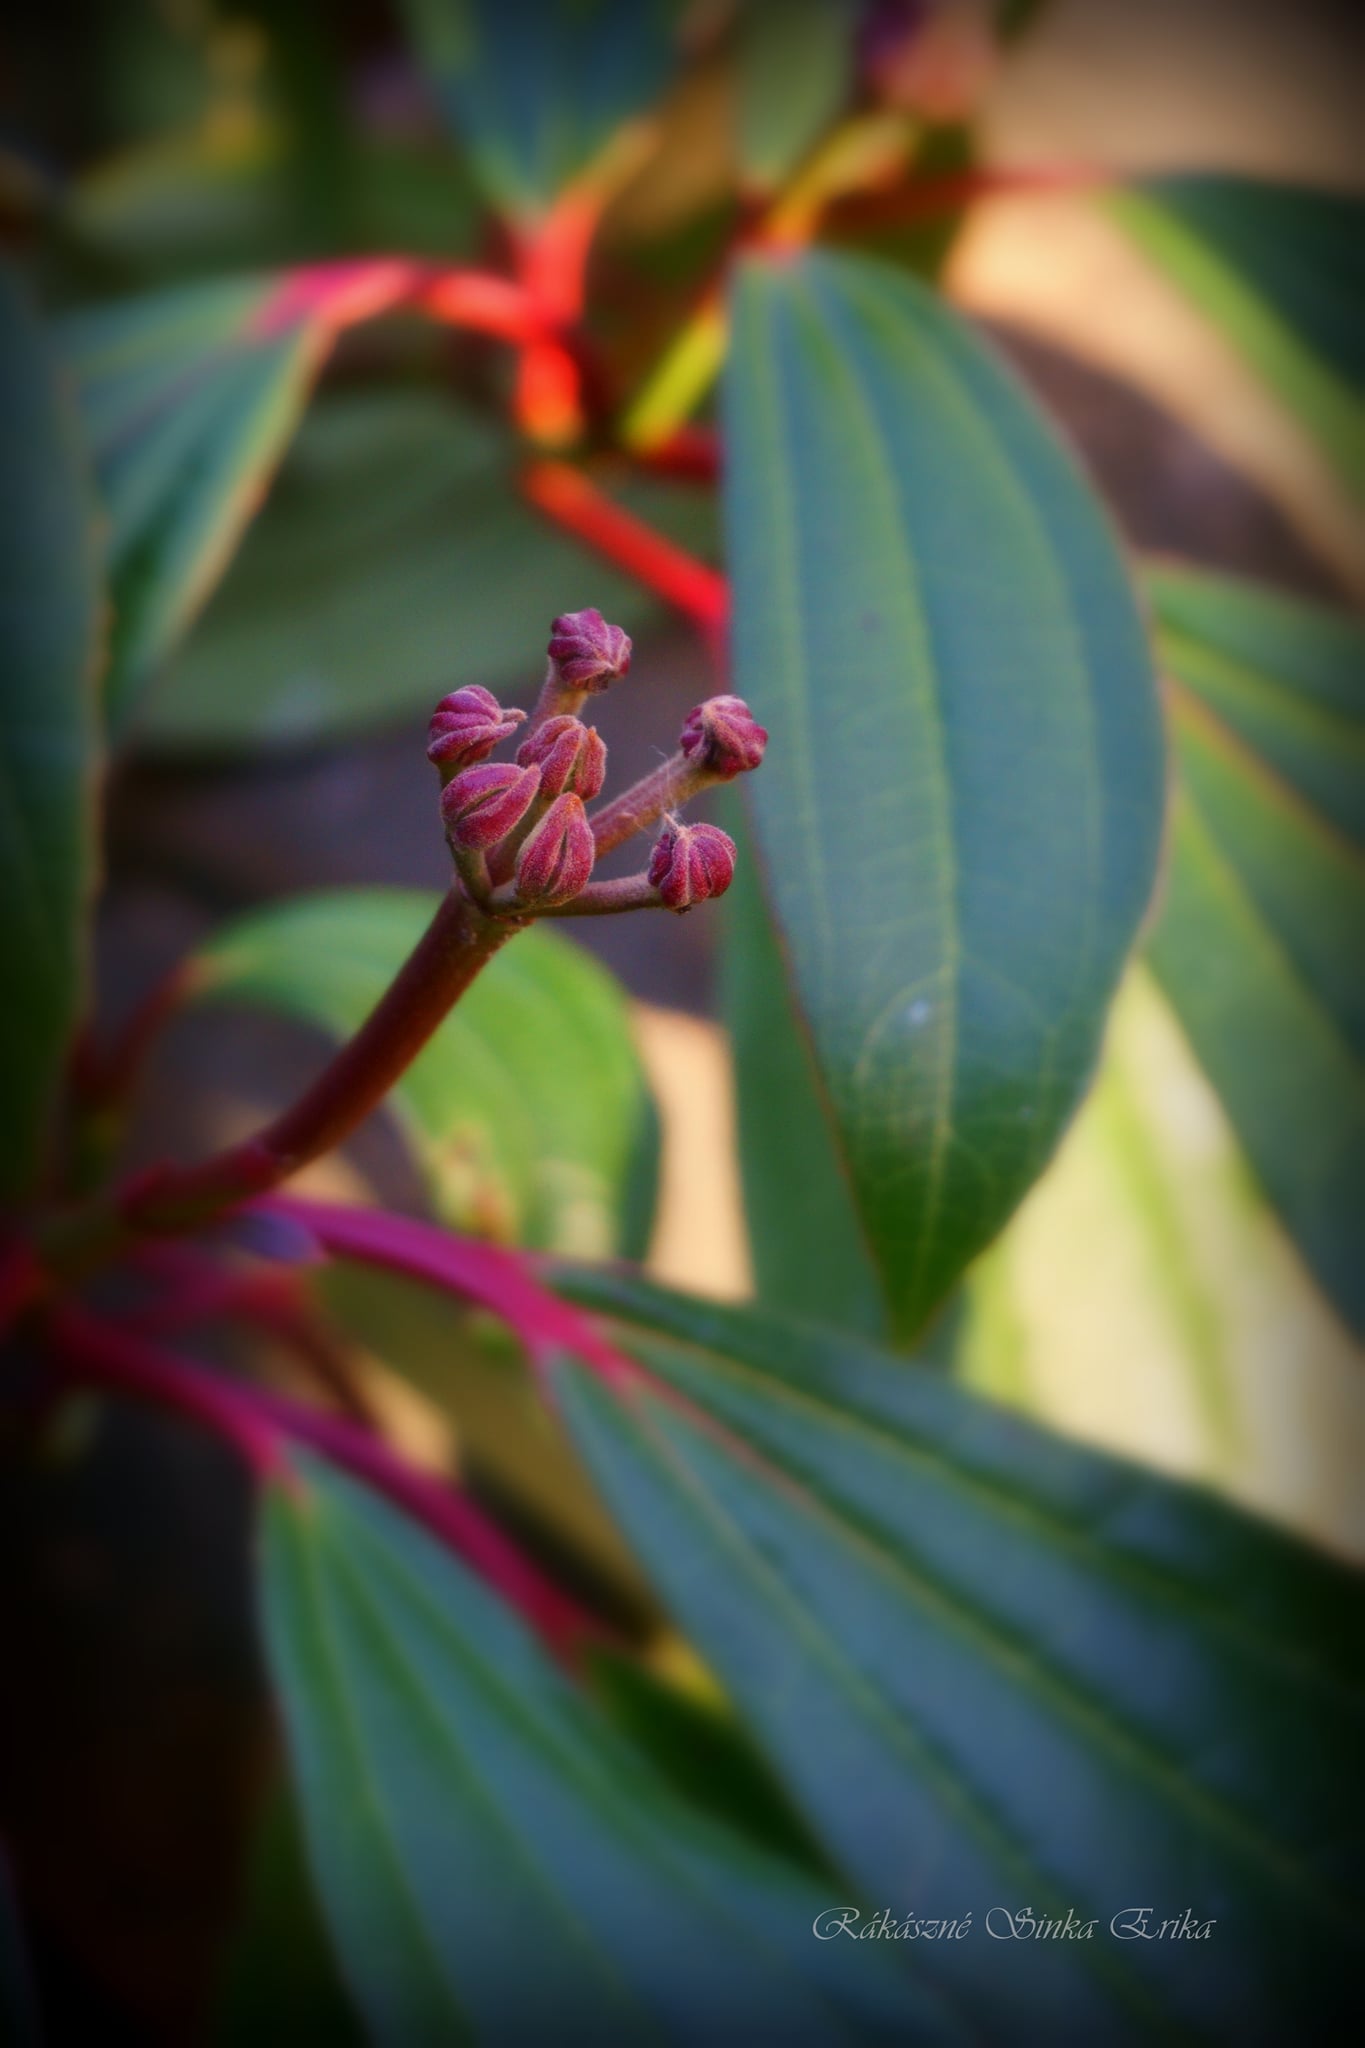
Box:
[254,1196,639,1394]
[49,1304,283,1479]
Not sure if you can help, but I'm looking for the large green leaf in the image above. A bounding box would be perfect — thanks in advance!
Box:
[552,1267,1364,2041]
[0,266,102,1199]
[58,274,328,737]
[150,386,716,748]
[191,891,657,1258]
[723,250,1165,1339]
[1109,179,1365,504]
[397,0,682,222]
[960,968,1364,1551]
[261,1454,951,2044]
[720,794,888,1338]
[1147,568,1364,1335]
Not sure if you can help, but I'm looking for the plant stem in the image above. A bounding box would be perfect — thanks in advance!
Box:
[531,875,662,917]
[589,754,705,857]
[521,461,729,640]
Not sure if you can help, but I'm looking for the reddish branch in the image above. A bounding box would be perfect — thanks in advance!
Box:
[522,460,729,641]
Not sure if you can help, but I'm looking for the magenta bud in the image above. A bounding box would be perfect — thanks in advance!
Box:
[679,695,768,779]
[427,686,526,774]
[441,760,541,850]
[547,608,632,691]
[517,714,607,801]
[515,793,596,907]
[648,819,737,913]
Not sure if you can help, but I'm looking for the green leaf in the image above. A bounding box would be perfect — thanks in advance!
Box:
[58,274,326,737]
[150,386,716,748]
[1146,568,1365,1335]
[735,0,856,196]
[960,969,1364,1548]
[723,250,1165,1339]
[720,794,888,1338]
[1109,179,1365,504]
[0,265,102,1199]
[397,0,682,222]
[191,891,658,1258]
[552,1266,1365,2040]
[262,1454,953,2044]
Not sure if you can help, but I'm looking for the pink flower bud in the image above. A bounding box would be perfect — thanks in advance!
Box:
[516,714,607,800]
[648,820,737,913]
[427,686,526,774]
[441,760,541,850]
[515,793,596,907]
[547,608,632,691]
[679,695,768,779]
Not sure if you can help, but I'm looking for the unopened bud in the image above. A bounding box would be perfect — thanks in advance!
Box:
[515,793,596,907]
[427,686,525,778]
[517,714,607,800]
[547,608,632,691]
[679,695,768,779]
[648,819,737,913]
[441,760,541,850]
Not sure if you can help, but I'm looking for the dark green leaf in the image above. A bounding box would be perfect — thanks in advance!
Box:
[151,386,716,747]
[0,265,102,1198]
[397,0,682,222]
[262,1454,953,2043]
[1109,179,1365,504]
[58,274,325,736]
[720,793,888,1338]
[736,0,856,196]
[192,891,658,1258]
[552,1265,1365,2041]
[1146,568,1365,1335]
[723,250,1165,1339]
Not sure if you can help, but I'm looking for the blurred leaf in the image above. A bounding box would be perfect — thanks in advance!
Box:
[67,129,481,283]
[720,794,888,1338]
[0,265,102,1199]
[735,0,856,196]
[960,969,1364,1548]
[214,1779,363,2046]
[1146,568,1364,1336]
[1110,178,1365,504]
[59,274,325,735]
[192,891,658,1258]
[148,385,716,747]
[397,0,683,222]
[262,1454,950,2044]
[553,1265,1365,2040]
[723,250,1165,1340]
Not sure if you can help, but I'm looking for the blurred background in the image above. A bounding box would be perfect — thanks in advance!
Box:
[2,0,1361,2037]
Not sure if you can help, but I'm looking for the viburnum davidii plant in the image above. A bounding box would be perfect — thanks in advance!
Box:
[2,1,1361,2041]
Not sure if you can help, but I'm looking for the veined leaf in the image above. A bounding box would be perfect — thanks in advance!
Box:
[397,0,682,222]
[0,266,102,1198]
[552,1267,1365,2041]
[723,250,1165,1339]
[1109,178,1365,504]
[262,1455,953,2044]
[960,969,1365,1554]
[1147,567,1365,1335]
[720,793,888,1337]
[58,274,331,736]
[191,891,657,1258]
[150,386,716,748]
[735,0,856,196]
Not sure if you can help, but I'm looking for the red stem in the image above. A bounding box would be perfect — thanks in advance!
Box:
[120,889,519,1233]
[522,460,730,643]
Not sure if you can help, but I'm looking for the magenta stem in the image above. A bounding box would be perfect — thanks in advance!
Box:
[589,755,707,858]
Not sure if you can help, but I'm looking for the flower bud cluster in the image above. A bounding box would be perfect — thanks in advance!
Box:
[429,613,766,921]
